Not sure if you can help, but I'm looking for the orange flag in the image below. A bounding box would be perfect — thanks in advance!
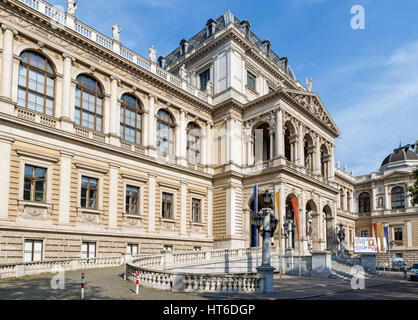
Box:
[291,198,300,244]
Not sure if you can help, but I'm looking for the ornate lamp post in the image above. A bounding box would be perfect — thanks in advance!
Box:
[337,223,345,257]
[253,190,278,293]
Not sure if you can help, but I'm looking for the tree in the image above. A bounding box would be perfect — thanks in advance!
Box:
[395,142,418,206]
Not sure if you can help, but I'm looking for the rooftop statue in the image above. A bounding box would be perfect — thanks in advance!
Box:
[149,45,156,63]
[179,64,188,80]
[67,0,78,15]
[306,77,313,92]
[112,23,121,42]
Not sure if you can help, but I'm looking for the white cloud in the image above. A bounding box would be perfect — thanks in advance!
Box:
[333,40,418,175]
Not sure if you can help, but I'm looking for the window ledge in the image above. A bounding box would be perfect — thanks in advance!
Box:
[190,222,204,227]
[77,208,103,215]
[160,218,176,224]
[245,85,258,95]
[18,200,53,208]
[123,213,143,219]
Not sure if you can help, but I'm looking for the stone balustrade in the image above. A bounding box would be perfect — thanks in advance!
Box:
[0,254,143,279]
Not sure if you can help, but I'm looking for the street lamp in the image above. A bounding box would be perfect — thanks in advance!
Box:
[253,190,277,293]
[285,208,295,251]
[337,223,345,257]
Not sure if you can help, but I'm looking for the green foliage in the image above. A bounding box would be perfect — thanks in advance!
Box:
[406,169,418,206]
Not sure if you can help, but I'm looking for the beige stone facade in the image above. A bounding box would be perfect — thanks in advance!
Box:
[0,0,416,265]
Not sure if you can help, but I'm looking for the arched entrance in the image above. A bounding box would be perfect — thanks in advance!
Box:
[323,205,336,254]
[285,194,298,249]
[249,193,274,247]
[305,200,318,253]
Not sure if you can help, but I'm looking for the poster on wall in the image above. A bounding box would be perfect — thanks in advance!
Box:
[354,237,377,253]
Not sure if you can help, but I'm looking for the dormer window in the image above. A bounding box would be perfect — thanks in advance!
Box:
[180,39,189,56]
[206,19,216,38]
[261,40,271,56]
[158,56,166,69]
[240,20,251,38]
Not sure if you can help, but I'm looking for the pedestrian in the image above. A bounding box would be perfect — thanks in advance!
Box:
[403,264,408,279]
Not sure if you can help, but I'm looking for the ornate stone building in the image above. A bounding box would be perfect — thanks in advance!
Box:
[0,0,416,265]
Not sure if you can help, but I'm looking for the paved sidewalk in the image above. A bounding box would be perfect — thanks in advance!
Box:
[0,267,416,300]
[0,266,206,300]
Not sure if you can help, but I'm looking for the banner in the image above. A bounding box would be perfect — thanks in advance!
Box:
[253,184,258,247]
[383,226,390,251]
[275,191,281,248]
[372,223,379,253]
[354,237,377,253]
[291,198,300,244]
[378,224,385,253]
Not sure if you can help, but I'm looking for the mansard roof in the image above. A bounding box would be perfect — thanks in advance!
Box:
[163,12,296,80]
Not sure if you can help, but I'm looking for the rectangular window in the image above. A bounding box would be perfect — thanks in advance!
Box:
[24,165,46,203]
[127,243,138,255]
[193,246,202,251]
[126,185,139,215]
[247,71,256,91]
[360,230,369,237]
[162,192,173,220]
[23,240,43,262]
[81,242,96,259]
[199,69,210,90]
[394,227,403,241]
[163,245,173,251]
[81,176,98,209]
[191,198,201,223]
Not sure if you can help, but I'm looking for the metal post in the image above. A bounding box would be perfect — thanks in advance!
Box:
[81,273,85,300]
[136,271,139,294]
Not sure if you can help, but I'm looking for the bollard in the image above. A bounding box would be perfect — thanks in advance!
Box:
[81,273,85,300]
[136,271,139,294]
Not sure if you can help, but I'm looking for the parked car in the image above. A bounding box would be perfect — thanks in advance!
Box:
[410,263,418,281]
[392,257,406,271]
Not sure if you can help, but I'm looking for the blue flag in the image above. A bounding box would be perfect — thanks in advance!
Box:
[253,184,258,247]
[383,226,390,251]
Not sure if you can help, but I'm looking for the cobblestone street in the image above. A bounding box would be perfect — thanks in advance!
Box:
[0,267,417,300]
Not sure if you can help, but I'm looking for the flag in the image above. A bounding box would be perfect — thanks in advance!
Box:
[383,226,390,252]
[253,184,258,247]
[291,198,300,246]
[378,224,385,253]
[275,191,281,248]
[372,223,379,253]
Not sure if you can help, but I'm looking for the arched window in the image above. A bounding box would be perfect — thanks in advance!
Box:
[18,51,55,116]
[187,122,201,163]
[120,94,143,144]
[391,187,405,209]
[75,75,103,131]
[156,109,175,155]
[358,192,371,213]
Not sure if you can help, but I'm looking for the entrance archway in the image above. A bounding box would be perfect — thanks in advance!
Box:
[305,200,318,252]
[323,205,335,254]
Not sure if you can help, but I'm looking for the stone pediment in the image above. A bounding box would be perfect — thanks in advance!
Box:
[281,89,340,136]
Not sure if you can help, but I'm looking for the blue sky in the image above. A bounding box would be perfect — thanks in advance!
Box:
[55,0,418,175]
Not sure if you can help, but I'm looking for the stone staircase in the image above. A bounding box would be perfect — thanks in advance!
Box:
[330,256,379,281]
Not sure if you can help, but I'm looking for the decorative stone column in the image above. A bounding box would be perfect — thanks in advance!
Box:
[108,163,119,230]
[0,24,17,111]
[384,185,390,210]
[58,151,73,225]
[0,136,13,221]
[148,174,156,233]
[298,126,304,167]
[206,122,212,168]
[148,95,157,157]
[275,109,284,157]
[269,128,274,160]
[329,145,335,180]
[179,110,187,166]
[180,182,187,235]
[207,187,213,238]
[61,53,75,131]
[226,118,232,163]
[109,76,120,145]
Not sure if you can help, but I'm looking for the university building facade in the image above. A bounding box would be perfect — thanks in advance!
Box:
[0,0,416,265]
